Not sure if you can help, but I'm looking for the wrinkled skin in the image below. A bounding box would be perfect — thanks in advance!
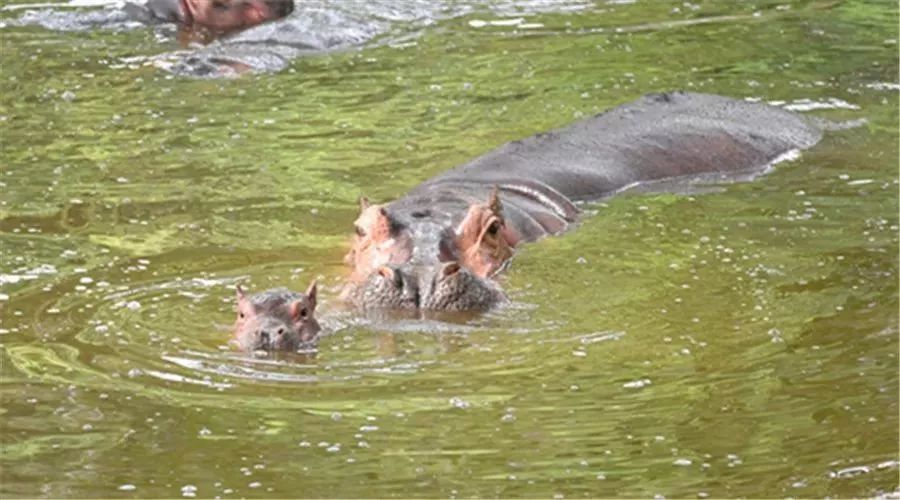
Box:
[343,92,827,311]
[232,281,320,352]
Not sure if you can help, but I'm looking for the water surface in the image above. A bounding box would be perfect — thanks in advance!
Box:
[1,0,898,497]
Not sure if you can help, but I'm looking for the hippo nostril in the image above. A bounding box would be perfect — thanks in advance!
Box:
[259,331,270,343]
[277,327,284,336]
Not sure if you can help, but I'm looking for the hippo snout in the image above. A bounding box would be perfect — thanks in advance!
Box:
[348,262,506,311]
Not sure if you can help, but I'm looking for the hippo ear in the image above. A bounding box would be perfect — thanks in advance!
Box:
[235,284,254,319]
[304,279,318,313]
[488,186,503,215]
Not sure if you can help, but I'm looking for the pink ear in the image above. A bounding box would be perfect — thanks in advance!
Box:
[359,196,370,212]
[305,279,317,313]
[488,185,502,214]
[235,284,254,319]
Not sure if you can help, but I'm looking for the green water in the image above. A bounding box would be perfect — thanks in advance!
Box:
[1,0,898,497]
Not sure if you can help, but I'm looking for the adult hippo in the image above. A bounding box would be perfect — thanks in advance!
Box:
[7,0,293,42]
[343,91,829,311]
[127,0,294,43]
[7,1,600,77]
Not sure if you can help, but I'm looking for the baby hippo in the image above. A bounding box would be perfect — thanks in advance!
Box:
[232,281,320,352]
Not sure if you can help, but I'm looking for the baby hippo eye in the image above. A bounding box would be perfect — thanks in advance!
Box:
[239,312,245,319]
[299,308,308,319]
[277,327,285,335]
[487,220,501,236]
[355,226,366,238]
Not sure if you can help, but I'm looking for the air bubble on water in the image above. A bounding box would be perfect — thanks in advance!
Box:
[199,427,212,437]
[248,482,261,489]
[623,379,651,389]
[673,458,692,466]
[299,441,310,447]
[449,397,471,409]
[359,425,379,432]
[181,485,197,497]
[331,412,342,421]
[326,444,341,453]
[118,484,136,491]
[829,465,871,478]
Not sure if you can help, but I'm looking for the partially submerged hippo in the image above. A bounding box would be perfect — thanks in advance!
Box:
[7,1,598,77]
[8,0,292,41]
[343,91,828,311]
[232,281,319,351]
[128,0,294,43]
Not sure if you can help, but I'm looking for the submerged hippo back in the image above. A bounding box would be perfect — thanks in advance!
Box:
[416,92,822,205]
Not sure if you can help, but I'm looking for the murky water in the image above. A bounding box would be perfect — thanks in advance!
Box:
[1,0,898,497]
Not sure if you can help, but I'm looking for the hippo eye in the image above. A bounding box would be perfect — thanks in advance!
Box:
[487,221,501,236]
[211,0,229,10]
[299,308,308,319]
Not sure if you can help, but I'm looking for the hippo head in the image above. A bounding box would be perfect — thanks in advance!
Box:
[182,0,293,35]
[342,188,515,311]
[232,281,320,352]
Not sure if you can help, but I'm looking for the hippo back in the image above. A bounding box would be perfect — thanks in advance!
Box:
[416,92,822,203]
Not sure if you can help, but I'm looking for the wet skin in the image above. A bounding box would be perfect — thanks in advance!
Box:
[232,280,319,352]
[136,0,293,42]
[343,91,826,312]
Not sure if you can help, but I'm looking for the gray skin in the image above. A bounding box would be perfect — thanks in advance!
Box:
[348,91,825,311]
[233,284,319,352]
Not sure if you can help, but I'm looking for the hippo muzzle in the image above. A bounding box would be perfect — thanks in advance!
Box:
[347,262,506,312]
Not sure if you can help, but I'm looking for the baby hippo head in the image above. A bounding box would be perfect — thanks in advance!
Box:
[232,281,319,352]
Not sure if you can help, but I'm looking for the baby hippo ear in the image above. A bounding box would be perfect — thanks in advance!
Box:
[235,284,255,319]
[304,279,318,314]
[359,196,370,212]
